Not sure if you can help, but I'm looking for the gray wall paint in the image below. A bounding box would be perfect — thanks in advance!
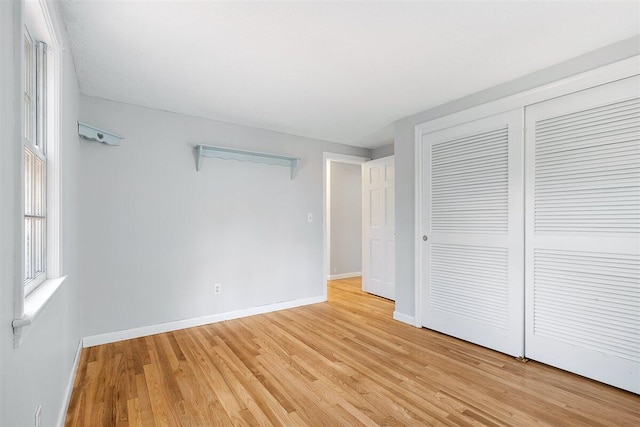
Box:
[371,143,394,159]
[78,96,370,337]
[330,162,362,276]
[0,2,83,426]
[393,36,640,318]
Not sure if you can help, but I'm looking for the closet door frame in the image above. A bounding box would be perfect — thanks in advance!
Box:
[414,56,639,327]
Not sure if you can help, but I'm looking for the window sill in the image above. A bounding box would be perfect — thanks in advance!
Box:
[12,276,66,347]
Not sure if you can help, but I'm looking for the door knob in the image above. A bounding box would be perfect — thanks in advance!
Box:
[422,235,428,241]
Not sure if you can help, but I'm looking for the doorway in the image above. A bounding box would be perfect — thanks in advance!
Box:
[328,162,363,280]
[322,153,369,299]
[323,152,396,302]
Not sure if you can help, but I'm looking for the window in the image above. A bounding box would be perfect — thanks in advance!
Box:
[13,0,65,347]
[23,32,48,296]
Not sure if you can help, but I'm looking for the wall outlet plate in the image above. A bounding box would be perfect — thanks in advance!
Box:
[213,283,222,295]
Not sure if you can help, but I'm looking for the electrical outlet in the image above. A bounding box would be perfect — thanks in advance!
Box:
[213,283,222,295]
[35,405,42,427]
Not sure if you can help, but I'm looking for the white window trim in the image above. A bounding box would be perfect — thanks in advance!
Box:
[13,0,66,348]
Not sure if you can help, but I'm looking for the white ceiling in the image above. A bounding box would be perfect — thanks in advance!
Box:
[59,1,639,148]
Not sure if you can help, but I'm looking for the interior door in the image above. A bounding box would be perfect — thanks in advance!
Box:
[362,156,395,300]
[420,110,524,357]
[525,76,640,393]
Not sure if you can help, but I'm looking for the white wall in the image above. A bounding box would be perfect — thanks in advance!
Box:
[329,162,362,277]
[371,143,394,160]
[0,2,82,426]
[78,96,370,338]
[393,36,640,319]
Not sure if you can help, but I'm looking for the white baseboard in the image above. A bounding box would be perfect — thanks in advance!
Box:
[57,338,83,427]
[393,311,417,327]
[327,271,362,280]
[83,295,327,348]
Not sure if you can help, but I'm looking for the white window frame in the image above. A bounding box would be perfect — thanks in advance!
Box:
[23,29,48,295]
[13,0,65,347]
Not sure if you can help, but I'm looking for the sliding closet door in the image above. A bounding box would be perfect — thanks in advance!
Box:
[420,110,524,357]
[525,76,640,393]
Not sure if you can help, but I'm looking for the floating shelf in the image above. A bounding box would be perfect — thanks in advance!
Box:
[195,144,298,179]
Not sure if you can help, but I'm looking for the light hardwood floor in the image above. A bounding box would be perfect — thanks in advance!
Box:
[66,277,640,426]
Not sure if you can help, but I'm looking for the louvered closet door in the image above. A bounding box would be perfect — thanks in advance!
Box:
[421,110,524,357]
[525,76,640,393]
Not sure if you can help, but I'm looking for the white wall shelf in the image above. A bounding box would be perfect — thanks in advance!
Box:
[78,122,123,146]
[195,144,299,179]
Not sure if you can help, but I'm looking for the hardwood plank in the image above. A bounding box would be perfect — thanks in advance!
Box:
[133,374,155,427]
[126,398,142,427]
[66,278,640,426]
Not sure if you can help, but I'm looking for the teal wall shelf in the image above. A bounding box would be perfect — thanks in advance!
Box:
[195,144,298,179]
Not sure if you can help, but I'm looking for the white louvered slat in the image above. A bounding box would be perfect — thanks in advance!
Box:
[535,133,638,154]
[430,244,509,328]
[535,99,639,136]
[431,126,509,234]
[536,97,639,129]
[534,97,640,235]
[533,249,640,362]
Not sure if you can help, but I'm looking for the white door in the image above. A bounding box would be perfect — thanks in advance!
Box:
[362,156,395,300]
[420,110,524,357]
[525,76,640,393]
